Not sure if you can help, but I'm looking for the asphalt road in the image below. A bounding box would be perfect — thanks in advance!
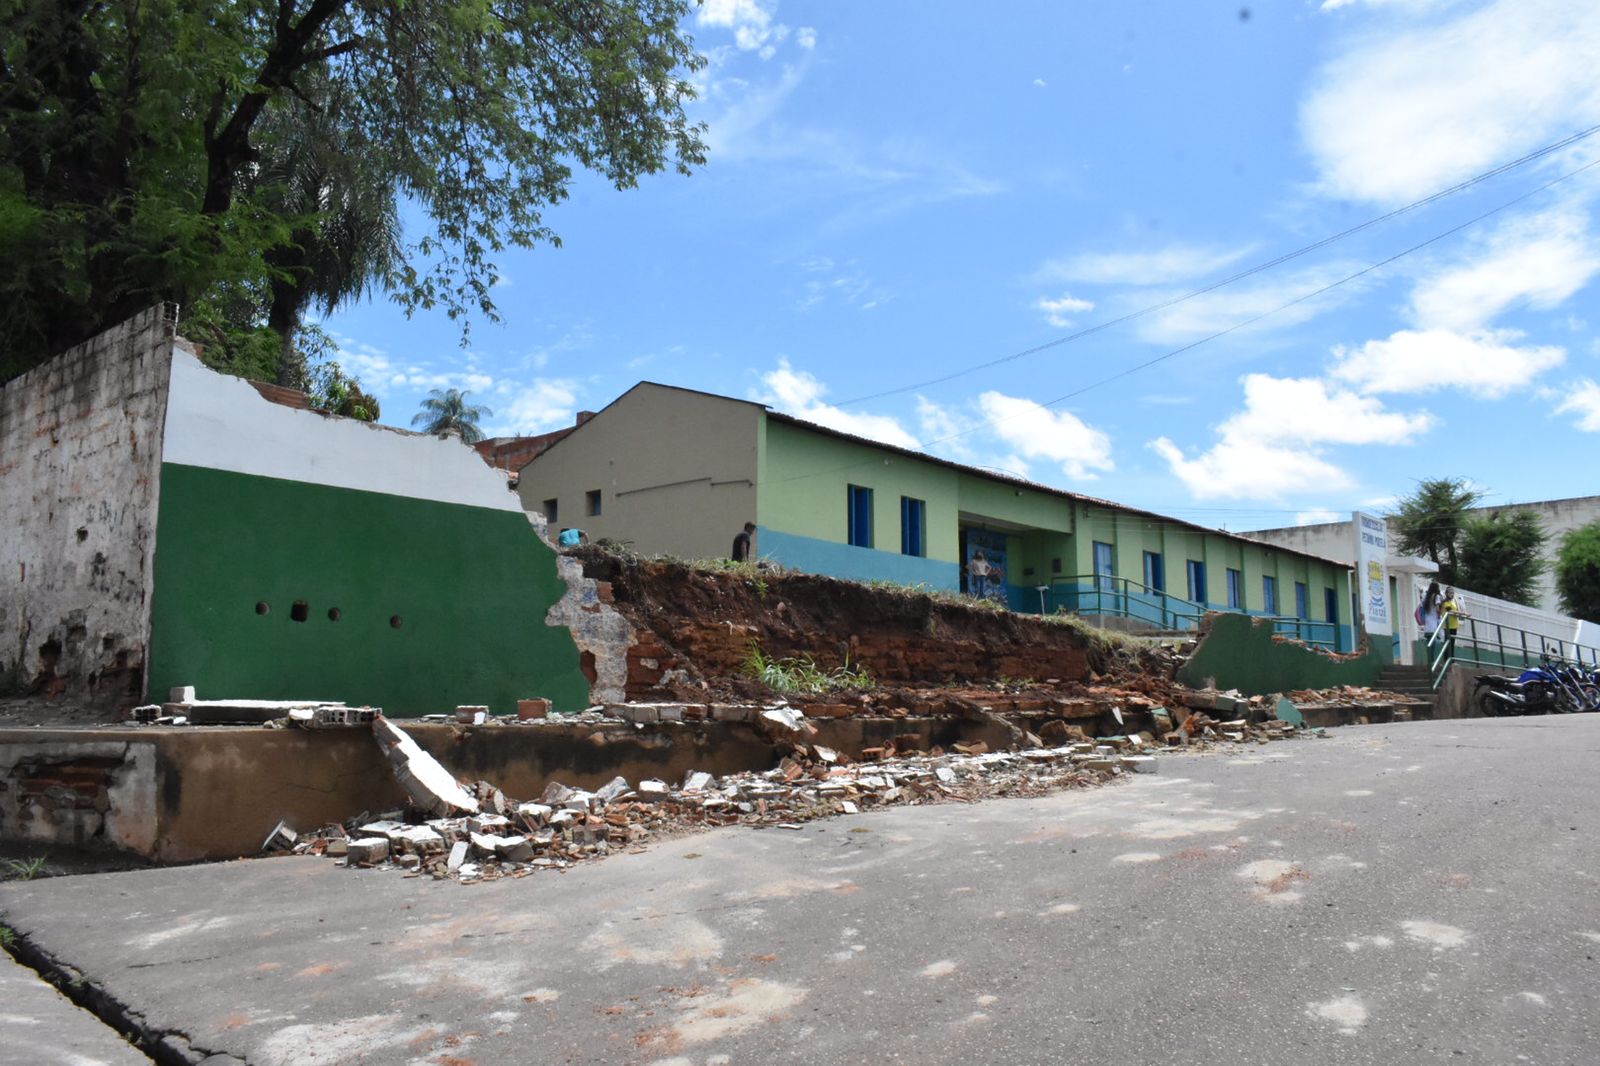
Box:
[2,715,1598,1066]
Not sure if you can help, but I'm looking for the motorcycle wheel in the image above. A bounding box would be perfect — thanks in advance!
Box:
[1581,684,1600,712]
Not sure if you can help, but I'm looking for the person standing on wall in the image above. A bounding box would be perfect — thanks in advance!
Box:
[731,522,756,563]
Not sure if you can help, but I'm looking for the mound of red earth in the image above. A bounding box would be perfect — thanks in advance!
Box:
[570,547,1180,706]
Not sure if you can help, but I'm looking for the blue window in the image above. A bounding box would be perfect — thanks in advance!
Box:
[1143,550,1164,592]
[1263,575,1278,615]
[847,485,873,548]
[1186,560,1207,604]
[1226,568,1242,610]
[1295,581,1309,620]
[900,496,926,557]
[1324,587,1338,625]
[1093,541,1115,592]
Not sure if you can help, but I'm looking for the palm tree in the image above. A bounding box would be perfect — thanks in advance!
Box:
[412,389,493,443]
[250,83,403,389]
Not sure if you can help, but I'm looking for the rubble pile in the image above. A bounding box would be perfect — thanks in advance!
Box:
[1284,684,1418,705]
[270,712,1312,883]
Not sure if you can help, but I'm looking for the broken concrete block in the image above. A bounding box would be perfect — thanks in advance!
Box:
[542,782,575,805]
[637,779,669,801]
[131,704,162,724]
[595,776,631,804]
[515,802,553,823]
[396,853,421,870]
[1123,755,1158,774]
[371,714,479,817]
[447,840,468,873]
[346,837,389,865]
[758,706,817,740]
[396,826,446,855]
[324,838,348,857]
[261,820,297,853]
[683,770,713,792]
[467,814,511,834]
[517,698,551,720]
[469,831,506,857]
[170,685,196,703]
[496,836,535,861]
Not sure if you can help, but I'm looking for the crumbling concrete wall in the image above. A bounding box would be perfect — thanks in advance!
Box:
[0,738,159,855]
[0,306,174,705]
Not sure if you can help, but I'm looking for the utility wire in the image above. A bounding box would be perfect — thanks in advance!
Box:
[835,122,1600,407]
[773,155,1600,493]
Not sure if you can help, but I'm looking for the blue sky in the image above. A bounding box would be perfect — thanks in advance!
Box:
[322,0,1600,531]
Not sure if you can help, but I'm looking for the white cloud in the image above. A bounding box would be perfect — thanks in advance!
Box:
[1136,263,1363,344]
[1409,206,1600,331]
[1035,293,1094,328]
[1146,373,1430,501]
[1556,378,1600,430]
[697,0,781,53]
[976,392,1114,480]
[1217,374,1434,446]
[1038,244,1250,286]
[1331,328,1565,397]
[1296,508,1341,525]
[1302,0,1600,204]
[1150,436,1354,501]
[1032,78,1048,88]
[753,359,920,449]
[485,379,582,437]
[796,26,816,49]
[914,395,977,460]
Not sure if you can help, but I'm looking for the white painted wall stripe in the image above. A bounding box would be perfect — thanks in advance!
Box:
[161,350,521,512]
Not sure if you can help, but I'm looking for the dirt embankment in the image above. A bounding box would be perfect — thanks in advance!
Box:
[571,549,1149,702]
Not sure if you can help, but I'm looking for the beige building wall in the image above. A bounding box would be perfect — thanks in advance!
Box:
[516,384,761,561]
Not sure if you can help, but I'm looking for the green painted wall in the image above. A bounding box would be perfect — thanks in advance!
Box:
[760,419,962,560]
[1177,611,1387,695]
[147,463,591,716]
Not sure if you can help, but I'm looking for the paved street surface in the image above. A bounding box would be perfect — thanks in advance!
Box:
[0,947,149,1065]
[3,716,1599,1066]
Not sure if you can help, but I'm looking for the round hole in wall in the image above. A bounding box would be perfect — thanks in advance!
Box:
[328,607,342,622]
[389,614,404,629]
[255,601,270,616]
[290,600,309,623]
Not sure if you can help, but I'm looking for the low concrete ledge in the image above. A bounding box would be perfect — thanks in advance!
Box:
[0,712,1031,864]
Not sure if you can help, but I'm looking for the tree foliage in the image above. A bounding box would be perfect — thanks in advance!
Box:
[0,0,706,379]
[1555,520,1600,623]
[413,388,490,443]
[1389,477,1484,585]
[1456,510,1547,606]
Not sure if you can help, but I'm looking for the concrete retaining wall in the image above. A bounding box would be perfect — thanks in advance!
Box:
[1177,612,1387,696]
[0,716,1024,863]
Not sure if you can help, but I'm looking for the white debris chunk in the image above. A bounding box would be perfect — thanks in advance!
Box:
[370,714,479,816]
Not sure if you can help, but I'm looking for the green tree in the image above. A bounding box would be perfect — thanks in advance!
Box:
[0,0,705,379]
[413,388,490,443]
[1389,477,1484,584]
[1455,510,1547,606]
[251,85,402,388]
[1555,520,1600,622]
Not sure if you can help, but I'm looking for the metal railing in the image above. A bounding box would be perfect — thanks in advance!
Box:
[1427,615,1600,690]
[1048,575,1339,650]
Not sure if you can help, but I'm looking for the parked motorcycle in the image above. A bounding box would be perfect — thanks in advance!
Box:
[1472,670,1558,716]
[1544,655,1600,712]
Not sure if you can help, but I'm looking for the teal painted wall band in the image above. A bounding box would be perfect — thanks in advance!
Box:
[146,463,591,715]
[757,527,961,590]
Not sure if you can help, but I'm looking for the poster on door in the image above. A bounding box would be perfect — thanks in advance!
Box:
[963,529,1009,606]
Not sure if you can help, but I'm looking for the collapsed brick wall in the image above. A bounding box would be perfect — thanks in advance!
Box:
[571,550,1095,700]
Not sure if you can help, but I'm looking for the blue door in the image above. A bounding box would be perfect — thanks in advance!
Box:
[1187,560,1207,605]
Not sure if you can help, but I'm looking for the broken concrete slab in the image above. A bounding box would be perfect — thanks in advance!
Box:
[370,714,479,817]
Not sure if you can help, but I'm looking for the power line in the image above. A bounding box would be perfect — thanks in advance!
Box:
[773,155,1600,495]
[835,121,1600,407]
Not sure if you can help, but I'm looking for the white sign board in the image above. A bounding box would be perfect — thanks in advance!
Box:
[1353,511,1391,636]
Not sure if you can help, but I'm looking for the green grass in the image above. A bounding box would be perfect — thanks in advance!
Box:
[742,644,875,696]
[0,925,14,949]
[1,857,46,881]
